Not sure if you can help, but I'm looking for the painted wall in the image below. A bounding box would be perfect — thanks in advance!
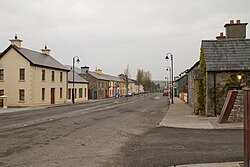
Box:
[67,82,88,103]
[0,48,68,107]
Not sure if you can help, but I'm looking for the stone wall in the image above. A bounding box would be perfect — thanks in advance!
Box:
[206,71,239,116]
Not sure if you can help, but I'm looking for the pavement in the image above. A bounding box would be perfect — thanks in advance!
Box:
[160,97,244,167]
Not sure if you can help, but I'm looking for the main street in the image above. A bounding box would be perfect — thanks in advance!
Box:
[0,94,243,167]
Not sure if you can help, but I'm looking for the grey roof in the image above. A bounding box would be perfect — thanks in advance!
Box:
[68,71,88,83]
[202,39,250,72]
[88,71,124,82]
[64,65,81,73]
[1,45,68,71]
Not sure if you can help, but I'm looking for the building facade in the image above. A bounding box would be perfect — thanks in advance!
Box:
[67,71,88,103]
[0,36,69,107]
[201,20,250,116]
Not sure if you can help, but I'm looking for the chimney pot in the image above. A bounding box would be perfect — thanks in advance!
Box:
[9,35,23,47]
[41,45,51,55]
[230,20,234,24]
[237,20,241,24]
[220,32,224,37]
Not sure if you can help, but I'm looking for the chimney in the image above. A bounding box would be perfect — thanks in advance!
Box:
[81,66,90,74]
[41,45,51,55]
[224,20,248,39]
[95,69,102,75]
[216,32,226,40]
[9,34,23,48]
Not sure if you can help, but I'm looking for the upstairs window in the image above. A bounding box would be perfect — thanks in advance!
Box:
[51,71,55,81]
[19,68,25,81]
[60,72,63,82]
[0,69,4,81]
[42,70,46,81]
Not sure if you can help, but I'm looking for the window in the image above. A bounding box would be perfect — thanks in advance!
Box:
[51,71,55,81]
[19,89,25,101]
[75,89,77,99]
[60,88,63,99]
[0,69,4,81]
[19,68,25,81]
[60,72,63,82]
[79,88,83,98]
[68,88,71,99]
[42,88,45,100]
[42,70,45,81]
[0,89,4,96]
[84,88,87,97]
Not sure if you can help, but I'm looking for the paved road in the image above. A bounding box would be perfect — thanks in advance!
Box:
[0,93,243,167]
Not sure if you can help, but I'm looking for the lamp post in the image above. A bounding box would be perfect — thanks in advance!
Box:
[165,53,174,104]
[72,56,80,104]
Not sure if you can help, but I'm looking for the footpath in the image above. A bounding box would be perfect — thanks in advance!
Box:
[159,97,243,167]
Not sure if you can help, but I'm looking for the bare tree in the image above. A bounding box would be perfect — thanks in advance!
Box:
[142,71,152,92]
[120,64,130,96]
[136,69,144,95]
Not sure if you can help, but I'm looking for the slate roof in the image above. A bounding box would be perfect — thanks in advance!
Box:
[88,71,124,82]
[0,45,69,71]
[68,71,88,83]
[202,39,250,72]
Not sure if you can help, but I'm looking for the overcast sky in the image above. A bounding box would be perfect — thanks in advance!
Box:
[1,0,250,80]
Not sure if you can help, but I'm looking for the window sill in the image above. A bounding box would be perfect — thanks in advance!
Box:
[18,101,25,103]
[19,80,25,82]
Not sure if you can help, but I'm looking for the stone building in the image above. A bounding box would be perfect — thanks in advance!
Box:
[186,61,203,114]
[80,67,126,99]
[201,20,250,116]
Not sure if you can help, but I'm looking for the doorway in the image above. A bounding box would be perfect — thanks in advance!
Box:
[51,88,55,104]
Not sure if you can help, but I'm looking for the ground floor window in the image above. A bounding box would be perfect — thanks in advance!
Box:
[19,89,25,102]
[84,88,87,97]
[68,88,71,99]
[60,88,63,99]
[0,89,4,96]
[79,88,83,98]
[42,88,45,100]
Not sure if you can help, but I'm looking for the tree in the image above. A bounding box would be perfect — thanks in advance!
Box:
[120,64,130,96]
[142,71,152,92]
[136,69,144,95]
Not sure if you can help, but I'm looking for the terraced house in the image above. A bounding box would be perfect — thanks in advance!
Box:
[0,36,69,107]
[80,67,126,99]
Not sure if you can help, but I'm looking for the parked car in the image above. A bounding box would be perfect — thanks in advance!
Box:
[126,92,133,97]
[163,90,169,96]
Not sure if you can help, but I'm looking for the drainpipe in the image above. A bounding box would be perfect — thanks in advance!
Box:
[214,72,217,116]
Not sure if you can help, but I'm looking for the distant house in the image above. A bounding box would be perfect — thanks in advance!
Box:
[80,67,126,99]
[0,36,69,107]
[67,71,88,103]
[186,61,203,114]
[200,20,250,116]
[174,73,188,102]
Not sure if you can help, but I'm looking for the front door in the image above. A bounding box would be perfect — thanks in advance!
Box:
[51,88,55,104]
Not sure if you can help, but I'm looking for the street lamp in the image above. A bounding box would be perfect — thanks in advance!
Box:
[165,53,174,104]
[166,67,171,90]
[72,56,80,104]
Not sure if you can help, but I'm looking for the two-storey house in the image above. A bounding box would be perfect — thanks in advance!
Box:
[0,36,69,107]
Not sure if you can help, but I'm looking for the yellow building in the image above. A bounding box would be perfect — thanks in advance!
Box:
[0,36,69,107]
[67,71,88,103]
